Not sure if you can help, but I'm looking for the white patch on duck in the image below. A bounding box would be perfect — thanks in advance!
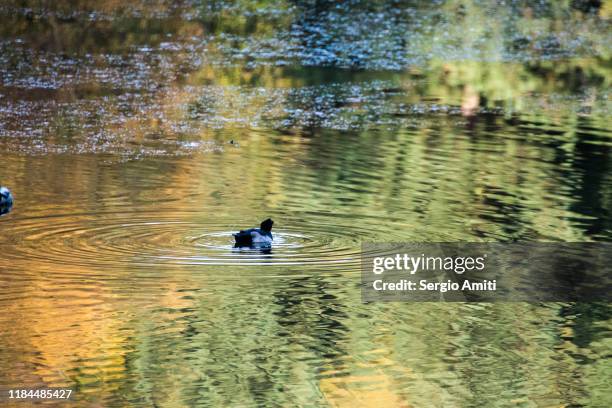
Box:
[0,186,13,207]
[251,230,273,245]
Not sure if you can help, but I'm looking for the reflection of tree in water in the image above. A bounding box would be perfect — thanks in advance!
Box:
[557,301,611,407]
[0,1,610,406]
[567,116,612,237]
[110,275,338,406]
[560,302,610,349]
[273,274,349,364]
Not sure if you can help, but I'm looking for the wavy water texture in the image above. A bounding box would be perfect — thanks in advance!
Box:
[0,1,611,407]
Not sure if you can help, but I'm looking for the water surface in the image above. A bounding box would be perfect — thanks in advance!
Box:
[0,1,611,407]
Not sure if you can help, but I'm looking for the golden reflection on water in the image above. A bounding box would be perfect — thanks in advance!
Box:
[0,253,610,406]
[1,0,611,407]
[1,117,611,404]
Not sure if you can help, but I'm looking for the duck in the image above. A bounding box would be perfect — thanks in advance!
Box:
[233,218,274,247]
[0,186,13,215]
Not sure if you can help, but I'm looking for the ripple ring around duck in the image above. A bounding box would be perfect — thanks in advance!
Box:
[0,213,377,271]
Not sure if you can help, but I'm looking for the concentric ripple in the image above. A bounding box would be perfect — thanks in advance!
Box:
[0,212,378,270]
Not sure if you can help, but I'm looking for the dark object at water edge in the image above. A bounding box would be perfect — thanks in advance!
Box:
[234,218,274,247]
[0,186,13,215]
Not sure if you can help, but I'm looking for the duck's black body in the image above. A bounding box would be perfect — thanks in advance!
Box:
[0,186,13,215]
[234,218,274,248]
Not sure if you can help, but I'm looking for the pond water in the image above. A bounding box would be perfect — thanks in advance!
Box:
[0,1,611,407]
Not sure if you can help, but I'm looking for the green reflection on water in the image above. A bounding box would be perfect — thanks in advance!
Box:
[0,1,611,407]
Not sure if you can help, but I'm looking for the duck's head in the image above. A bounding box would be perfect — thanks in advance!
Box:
[260,218,273,233]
